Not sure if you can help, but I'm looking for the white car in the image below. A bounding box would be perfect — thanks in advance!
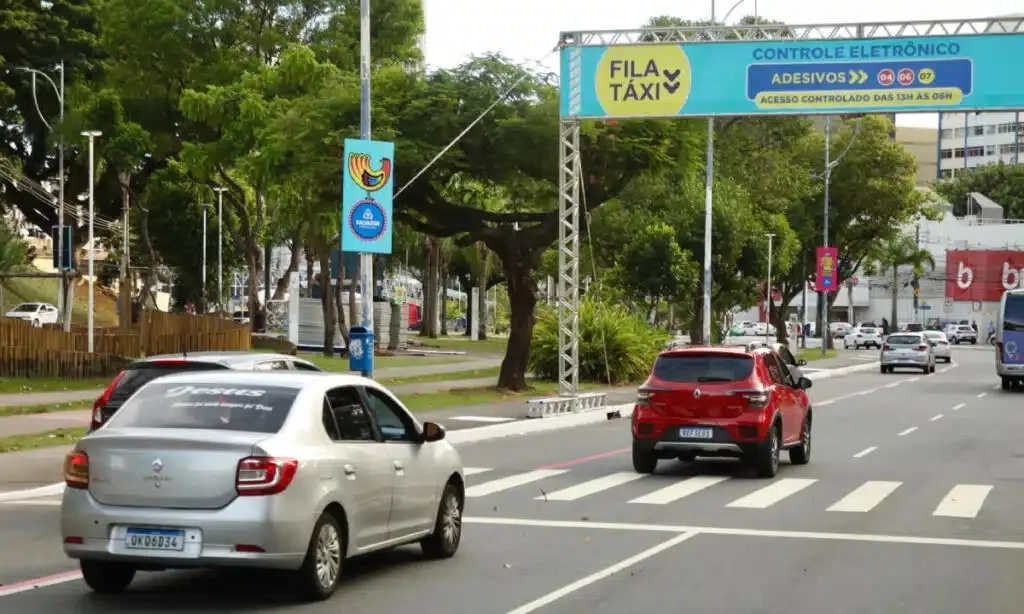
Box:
[922,330,952,363]
[4,302,58,327]
[829,322,852,338]
[752,322,776,336]
[843,325,882,349]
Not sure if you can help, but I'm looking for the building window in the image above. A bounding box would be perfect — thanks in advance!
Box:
[940,128,953,138]
[966,146,984,157]
[986,145,997,156]
[954,127,967,137]
[998,123,1016,134]
[940,148,953,159]
[953,148,965,158]
[1000,143,1016,155]
[986,125,997,134]
[971,126,985,136]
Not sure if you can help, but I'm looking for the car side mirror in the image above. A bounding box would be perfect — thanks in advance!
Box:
[797,377,813,390]
[421,421,446,442]
[797,359,807,366]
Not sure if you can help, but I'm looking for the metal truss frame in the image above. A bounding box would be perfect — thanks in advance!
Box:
[557,119,580,397]
[555,16,1023,398]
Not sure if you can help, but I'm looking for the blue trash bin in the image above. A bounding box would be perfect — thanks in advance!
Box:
[348,326,375,373]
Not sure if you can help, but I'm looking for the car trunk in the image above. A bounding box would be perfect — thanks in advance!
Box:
[642,353,756,420]
[82,429,268,509]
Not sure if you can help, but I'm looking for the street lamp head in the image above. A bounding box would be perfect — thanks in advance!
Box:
[81,130,102,138]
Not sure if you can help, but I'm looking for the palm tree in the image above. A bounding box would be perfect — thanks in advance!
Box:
[867,234,935,328]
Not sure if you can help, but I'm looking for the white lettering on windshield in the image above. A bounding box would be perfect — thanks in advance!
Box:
[163,386,266,398]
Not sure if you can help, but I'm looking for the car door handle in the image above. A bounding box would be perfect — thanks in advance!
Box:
[343,464,356,476]
[393,461,404,470]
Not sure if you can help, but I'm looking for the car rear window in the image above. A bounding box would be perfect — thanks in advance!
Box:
[652,354,754,383]
[108,361,230,404]
[107,382,299,433]
[958,326,974,332]
[1007,294,1024,329]
[860,328,876,333]
[887,335,922,345]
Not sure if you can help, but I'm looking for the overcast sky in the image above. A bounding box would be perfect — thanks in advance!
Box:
[422,0,1023,128]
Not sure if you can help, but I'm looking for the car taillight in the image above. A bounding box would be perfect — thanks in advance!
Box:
[914,345,928,352]
[636,391,654,408]
[736,390,770,409]
[236,457,299,496]
[91,370,127,430]
[882,344,890,351]
[63,451,89,489]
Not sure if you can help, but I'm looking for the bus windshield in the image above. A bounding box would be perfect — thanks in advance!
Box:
[1006,293,1024,332]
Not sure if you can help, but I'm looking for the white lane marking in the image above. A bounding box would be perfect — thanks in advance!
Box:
[852,446,877,459]
[1,499,61,506]
[725,478,817,509]
[536,472,646,501]
[817,399,835,406]
[503,532,698,614]
[449,416,516,423]
[0,482,64,503]
[882,382,901,389]
[629,476,730,505]
[906,377,921,383]
[977,392,988,399]
[466,516,1024,550]
[463,467,493,476]
[827,481,902,513]
[0,570,82,598]
[465,469,568,497]
[898,426,918,436]
[994,384,1002,390]
[933,484,994,519]
[952,403,966,411]
[930,414,944,422]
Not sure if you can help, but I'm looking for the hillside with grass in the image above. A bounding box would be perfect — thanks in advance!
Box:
[1,276,119,326]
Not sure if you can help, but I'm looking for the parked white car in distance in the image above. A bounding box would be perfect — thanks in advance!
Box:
[843,325,882,349]
[3,302,58,327]
[922,330,952,363]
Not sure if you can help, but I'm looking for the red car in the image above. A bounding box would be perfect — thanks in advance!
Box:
[631,345,813,478]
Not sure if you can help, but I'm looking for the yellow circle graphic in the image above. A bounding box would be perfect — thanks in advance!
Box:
[917,68,935,85]
[595,45,692,118]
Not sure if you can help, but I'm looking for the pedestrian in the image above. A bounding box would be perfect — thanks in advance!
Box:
[971,320,978,333]
[881,317,889,336]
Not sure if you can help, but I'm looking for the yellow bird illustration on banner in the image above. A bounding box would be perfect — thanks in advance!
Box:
[348,153,392,193]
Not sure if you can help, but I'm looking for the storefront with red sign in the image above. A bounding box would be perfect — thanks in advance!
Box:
[945,250,1024,303]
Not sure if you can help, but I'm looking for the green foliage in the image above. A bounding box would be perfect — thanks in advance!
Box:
[934,161,1024,218]
[529,299,670,385]
[613,221,698,312]
[0,218,28,272]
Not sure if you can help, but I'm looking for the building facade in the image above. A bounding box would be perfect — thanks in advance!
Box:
[937,111,1024,179]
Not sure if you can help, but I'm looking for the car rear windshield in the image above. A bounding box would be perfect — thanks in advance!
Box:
[958,326,974,332]
[108,361,230,405]
[107,382,299,433]
[887,335,922,345]
[653,354,754,383]
[1006,294,1024,330]
[859,328,876,333]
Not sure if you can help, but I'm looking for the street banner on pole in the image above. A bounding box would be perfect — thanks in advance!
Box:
[342,139,394,254]
[815,246,838,292]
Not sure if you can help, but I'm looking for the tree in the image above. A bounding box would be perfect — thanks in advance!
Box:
[0,218,28,272]
[613,222,697,317]
[865,234,936,327]
[934,161,1024,218]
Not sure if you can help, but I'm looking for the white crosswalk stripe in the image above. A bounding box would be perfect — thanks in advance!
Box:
[463,467,494,476]
[725,478,818,509]
[465,469,569,498]
[933,484,993,519]
[629,476,731,505]
[536,472,647,501]
[827,481,902,513]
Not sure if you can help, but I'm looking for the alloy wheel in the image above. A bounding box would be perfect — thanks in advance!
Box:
[314,522,341,590]
[769,429,780,474]
[441,492,462,549]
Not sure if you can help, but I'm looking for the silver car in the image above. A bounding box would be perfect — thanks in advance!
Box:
[922,331,952,363]
[61,371,465,601]
[880,332,936,374]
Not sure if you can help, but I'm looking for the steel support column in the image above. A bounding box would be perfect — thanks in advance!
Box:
[557,119,581,397]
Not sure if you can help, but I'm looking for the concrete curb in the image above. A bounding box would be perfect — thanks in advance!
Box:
[0,361,876,501]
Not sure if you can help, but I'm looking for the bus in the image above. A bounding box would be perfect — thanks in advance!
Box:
[996,288,1024,391]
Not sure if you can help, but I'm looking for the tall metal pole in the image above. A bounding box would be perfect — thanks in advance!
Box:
[766,233,775,343]
[202,203,209,312]
[702,0,718,346]
[81,131,102,352]
[359,0,374,377]
[214,187,227,312]
[821,116,832,357]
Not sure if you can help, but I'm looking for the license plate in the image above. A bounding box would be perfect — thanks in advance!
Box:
[125,528,185,551]
[679,427,713,439]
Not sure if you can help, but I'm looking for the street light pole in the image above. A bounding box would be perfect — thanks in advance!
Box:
[213,187,227,312]
[202,203,210,313]
[81,131,102,353]
[359,0,375,377]
[766,233,775,343]
[20,63,66,328]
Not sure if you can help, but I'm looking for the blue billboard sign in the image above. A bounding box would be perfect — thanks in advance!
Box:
[560,35,1024,118]
[342,139,394,254]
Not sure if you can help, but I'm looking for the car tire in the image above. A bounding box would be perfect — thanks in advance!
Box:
[880,365,887,374]
[31,319,40,328]
[971,339,977,345]
[929,364,936,374]
[80,560,136,594]
[421,481,463,560]
[1002,377,1011,391]
[751,423,781,479]
[632,440,658,474]
[789,416,811,465]
[295,512,345,601]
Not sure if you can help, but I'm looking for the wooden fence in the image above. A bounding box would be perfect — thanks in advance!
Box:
[1,311,252,379]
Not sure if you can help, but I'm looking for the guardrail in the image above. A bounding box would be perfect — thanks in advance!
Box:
[526,391,608,419]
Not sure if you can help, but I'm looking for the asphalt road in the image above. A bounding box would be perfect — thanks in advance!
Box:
[1,347,1021,612]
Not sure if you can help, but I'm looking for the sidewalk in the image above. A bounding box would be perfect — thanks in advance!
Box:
[0,357,504,408]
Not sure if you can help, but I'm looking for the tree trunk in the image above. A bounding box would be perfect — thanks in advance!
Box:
[689,295,705,345]
[440,276,449,336]
[246,247,262,332]
[769,300,789,344]
[421,238,438,338]
[335,258,350,347]
[496,260,537,391]
[318,250,335,357]
[890,267,899,329]
[477,267,488,340]
[272,230,302,300]
[304,250,314,298]
[459,273,473,336]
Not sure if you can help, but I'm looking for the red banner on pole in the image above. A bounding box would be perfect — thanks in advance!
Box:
[815,247,838,292]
